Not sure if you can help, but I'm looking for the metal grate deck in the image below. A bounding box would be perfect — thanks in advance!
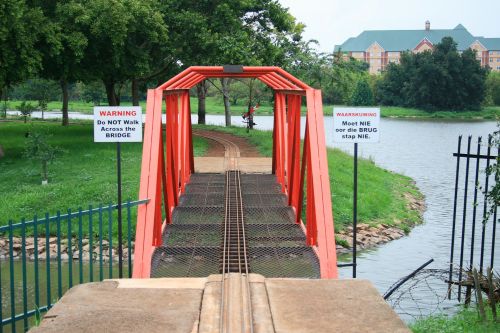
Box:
[150,173,320,279]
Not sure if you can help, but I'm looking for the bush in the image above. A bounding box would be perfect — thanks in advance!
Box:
[350,79,373,106]
[485,71,500,106]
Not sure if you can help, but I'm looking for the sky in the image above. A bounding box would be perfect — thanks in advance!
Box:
[278,0,500,52]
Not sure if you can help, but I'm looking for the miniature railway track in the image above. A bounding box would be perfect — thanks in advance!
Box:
[195,130,253,332]
[219,170,253,333]
[151,131,319,331]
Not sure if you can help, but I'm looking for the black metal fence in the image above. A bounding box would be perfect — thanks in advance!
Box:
[448,135,498,302]
[0,199,147,333]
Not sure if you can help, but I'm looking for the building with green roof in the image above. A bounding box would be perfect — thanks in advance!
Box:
[334,21,500,74]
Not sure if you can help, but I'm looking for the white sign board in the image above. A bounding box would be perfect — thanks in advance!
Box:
[333,107,380,143]
[94,106,143,142]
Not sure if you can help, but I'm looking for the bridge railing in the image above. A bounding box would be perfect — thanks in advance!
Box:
[0,199,146,333]
[273,89,338,279]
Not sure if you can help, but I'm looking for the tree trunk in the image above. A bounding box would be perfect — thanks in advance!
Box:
[221,78,232,127]
[1,86,7,119]
[131,79,140,106]
[42,160,48,182]
[196,81,208,124]
[60,79,69,126]
[104,81,119,106]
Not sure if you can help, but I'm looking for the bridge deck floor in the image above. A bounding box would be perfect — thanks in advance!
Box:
[150,173,320,279]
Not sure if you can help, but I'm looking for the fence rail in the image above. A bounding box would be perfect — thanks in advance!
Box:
[448,135,498,303]
[0,199,147,333]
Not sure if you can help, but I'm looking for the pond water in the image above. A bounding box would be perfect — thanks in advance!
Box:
[6,111,499,321]
[199,114,499,319]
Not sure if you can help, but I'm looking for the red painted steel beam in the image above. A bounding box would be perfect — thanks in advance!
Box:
[133,89,163,278]
[135,66,337,280]
[305,89,338,279]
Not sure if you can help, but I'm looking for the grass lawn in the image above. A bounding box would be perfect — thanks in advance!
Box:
[6,98,497,119]
[0,120,208,230]
[0,120,422,239]
[194,125,423,232]
[410,304,500,333]
[378,106,500,120]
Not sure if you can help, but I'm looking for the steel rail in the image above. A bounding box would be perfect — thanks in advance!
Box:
[200,130,253,333]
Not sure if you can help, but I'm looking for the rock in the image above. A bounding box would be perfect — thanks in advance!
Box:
[60,253,69,260]
[357,223,370,231]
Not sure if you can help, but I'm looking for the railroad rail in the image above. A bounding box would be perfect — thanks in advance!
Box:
[197,130,254,332]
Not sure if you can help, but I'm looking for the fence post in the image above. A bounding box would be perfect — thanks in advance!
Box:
[45,213,51,309]
[34,215,40,310]
[56,211,62,298]
[89,205,94,282]
[67,209,73,289]
[108,203,113,279]
[21,218,28,331]
[8,220,16,333]
[127,199,132,278]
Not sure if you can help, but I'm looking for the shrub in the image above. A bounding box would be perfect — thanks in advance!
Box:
[350,79,373,106]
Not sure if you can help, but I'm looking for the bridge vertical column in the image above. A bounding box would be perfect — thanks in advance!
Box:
[133,89,164,278]
[304,89,338,279]
[287,94,301,213]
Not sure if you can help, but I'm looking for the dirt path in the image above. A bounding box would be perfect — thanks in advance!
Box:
[193,129,261,157]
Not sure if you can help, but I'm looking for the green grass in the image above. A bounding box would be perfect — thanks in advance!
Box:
[194,125,423,231]
[410,305,500,333]
[0,120,422,237]
[378,106,500,120]
[4,97,275,116]
[6,98,498,120]
[0,120,208,228]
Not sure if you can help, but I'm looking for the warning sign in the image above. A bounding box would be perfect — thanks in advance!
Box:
[94,106,143,142]
[333,107,380,143]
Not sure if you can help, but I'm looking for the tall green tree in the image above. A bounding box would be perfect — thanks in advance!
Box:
[31,0,89,125]
[377,37,488,110]
[0,0,47,113]
[82,0,168,106]
[161,0,303,125]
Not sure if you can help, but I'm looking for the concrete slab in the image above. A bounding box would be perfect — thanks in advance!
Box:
[29,280,203,333]
[31,276,409,333]
[265,278,410,333]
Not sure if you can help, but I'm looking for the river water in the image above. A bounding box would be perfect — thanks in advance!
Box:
[6,111,499,320]
[198,114,499,319]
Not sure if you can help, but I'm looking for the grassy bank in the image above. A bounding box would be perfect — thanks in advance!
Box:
[6,98,498,119]
[378,106,499,120]
[0,121,208,226]
[410,305,500,333]
[194,125,423,232]
[0,120,422,237]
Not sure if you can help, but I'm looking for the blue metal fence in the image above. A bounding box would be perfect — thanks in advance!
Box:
[0,199,147,332]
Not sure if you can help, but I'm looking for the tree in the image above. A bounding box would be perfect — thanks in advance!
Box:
[32,0,89,126]
[161,0,304,126]
[377,37,488,110]
[351,79,373,106]
[18,101,36,123]
[24,127,59,184]
[82,0,169,106]
[0,0,47,110]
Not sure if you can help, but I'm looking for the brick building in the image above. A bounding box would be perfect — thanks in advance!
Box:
[334,21,500,74]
